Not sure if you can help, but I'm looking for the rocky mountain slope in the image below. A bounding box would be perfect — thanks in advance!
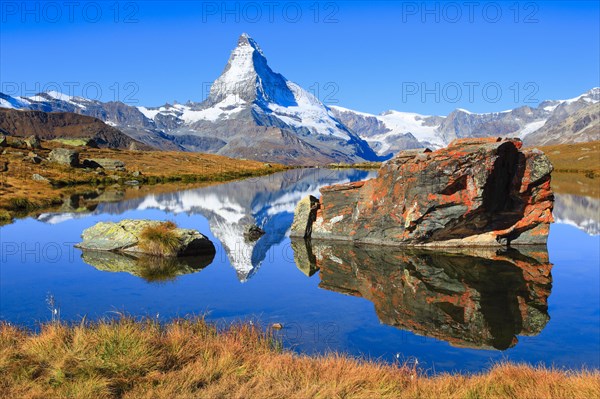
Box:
[0,92,182,151]
[524,102,599,146]
[0,108,150,150]
[332,88,599,155]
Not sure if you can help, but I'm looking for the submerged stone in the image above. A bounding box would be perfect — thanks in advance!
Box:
[291,138,554,247]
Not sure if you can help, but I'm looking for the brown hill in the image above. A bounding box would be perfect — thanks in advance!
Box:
[0,109,153,150]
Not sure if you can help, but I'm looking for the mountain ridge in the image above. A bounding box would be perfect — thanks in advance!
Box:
[1,34,598,161]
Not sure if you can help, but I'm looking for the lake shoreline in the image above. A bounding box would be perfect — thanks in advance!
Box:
[1,317,597,398]
[0,139,288,223]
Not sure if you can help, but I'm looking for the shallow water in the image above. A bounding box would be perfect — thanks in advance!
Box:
[1,168,598,373]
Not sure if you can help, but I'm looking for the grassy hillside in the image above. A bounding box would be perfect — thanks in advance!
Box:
[0,138,286,221]
[539,141,600,175]
[1,318,597,399]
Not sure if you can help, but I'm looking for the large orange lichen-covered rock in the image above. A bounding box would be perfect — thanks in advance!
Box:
[291,138,554,246]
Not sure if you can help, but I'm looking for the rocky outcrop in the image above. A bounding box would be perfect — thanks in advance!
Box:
[82,158,126,171]
[524,102,600,146]
[76,219,215,257]
[292,240,552,350]
[48,148,79,166]
[291,138,554,246]
[24,135,41,149]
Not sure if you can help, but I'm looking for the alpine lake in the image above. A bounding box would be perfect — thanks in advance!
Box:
[1,168,598,374]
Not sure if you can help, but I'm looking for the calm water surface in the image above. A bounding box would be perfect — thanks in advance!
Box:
[1,168,598,373]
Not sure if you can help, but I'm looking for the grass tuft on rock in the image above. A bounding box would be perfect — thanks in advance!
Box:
[138,221,180,257]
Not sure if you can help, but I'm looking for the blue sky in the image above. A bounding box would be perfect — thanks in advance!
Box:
[1,1,598,115]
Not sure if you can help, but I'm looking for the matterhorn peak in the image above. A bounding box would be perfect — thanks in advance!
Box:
[206,34,293,107]
[237,33,264,56]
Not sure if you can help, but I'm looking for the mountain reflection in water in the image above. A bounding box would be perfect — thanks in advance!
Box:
[40,169,375,281]
[292,240,552,350]
[35,169,596,284]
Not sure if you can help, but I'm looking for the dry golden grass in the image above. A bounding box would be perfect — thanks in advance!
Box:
[138,221,180,257]
[551,172,600,198]
[0,318,597,399]
[538,141,600,175]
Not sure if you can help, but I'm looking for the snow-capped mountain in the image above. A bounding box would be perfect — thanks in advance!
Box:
[0,91,182,151]
[553,194,600,236]
[0,34,378,165]
[331,87,600,155]
[1,31,597,160]
[135,33,379,164]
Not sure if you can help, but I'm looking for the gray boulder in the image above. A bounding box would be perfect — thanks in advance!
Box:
[32,173,49,182]
[25,135,41,149]
[83,158,125,171]
[290,195,319,239]
[75,219,215,257]
[48,148,79,166]
[0,134,6,147]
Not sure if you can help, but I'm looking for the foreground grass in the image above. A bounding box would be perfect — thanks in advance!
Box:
[0,318,597,399]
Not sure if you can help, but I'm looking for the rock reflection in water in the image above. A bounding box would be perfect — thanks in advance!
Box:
[292,240,553,350]
[80,250,215,283]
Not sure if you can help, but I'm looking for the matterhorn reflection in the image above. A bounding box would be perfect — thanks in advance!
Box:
[90,169,374,281]
[292,240,553,350]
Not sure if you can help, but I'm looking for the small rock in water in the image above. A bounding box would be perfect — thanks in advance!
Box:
[244,224,265,241]
[271,323,283,330]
